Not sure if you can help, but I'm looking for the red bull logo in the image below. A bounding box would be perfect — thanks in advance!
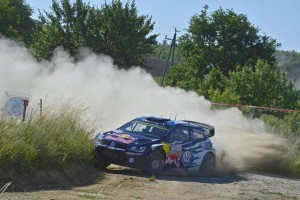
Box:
[166,152,181,168]
[104,133,137,144]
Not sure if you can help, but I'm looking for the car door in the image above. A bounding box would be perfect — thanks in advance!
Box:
[165,126,208,169]
[165,126,194,168]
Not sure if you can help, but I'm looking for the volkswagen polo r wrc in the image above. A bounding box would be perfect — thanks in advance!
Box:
[94,116,216,175]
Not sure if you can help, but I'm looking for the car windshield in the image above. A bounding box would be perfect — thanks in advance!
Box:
[118,120,171,139]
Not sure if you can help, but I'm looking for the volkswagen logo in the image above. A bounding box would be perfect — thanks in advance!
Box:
[111,142,116,147]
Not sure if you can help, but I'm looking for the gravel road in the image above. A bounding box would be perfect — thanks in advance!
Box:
[1,166,299,200]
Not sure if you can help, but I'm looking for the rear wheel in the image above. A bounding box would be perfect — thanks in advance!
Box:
[146,151,165,176]
[199,153,216,176]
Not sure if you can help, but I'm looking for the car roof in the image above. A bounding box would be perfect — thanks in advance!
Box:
[132,117,215,137]
[136,116,196,128]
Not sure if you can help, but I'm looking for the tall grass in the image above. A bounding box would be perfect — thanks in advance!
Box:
[260,112,300,178]
[0,105,94,180]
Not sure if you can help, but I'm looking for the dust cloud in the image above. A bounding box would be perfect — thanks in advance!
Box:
[0,38,287,172]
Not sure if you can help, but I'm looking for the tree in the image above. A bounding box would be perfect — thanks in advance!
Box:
[96,0,157,68]
[30,0,157,68]
[30,0,91,60]
[0,0,35,45]
[227,60,299,109]
[206,60,299,109]
[166,6,279,89]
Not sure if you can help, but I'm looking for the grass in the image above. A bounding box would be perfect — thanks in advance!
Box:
[0,104,94,180]
[259,112,300,178]
[0,182,12,196]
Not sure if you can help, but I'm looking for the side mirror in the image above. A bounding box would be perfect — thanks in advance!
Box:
[208,130,215,137]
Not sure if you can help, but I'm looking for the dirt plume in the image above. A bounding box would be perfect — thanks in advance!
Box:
[0,38,287,172]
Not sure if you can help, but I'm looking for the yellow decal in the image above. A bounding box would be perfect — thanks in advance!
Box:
[119,134,131,138]
[163,144,171,153]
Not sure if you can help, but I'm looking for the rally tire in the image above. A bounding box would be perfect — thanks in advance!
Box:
[199,153,216,176]
[146,151,165,176]
[93,153,111,170]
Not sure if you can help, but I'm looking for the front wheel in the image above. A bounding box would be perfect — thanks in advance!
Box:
[199,153,216,176]
[93,151,111,170]
[146,151,165,176]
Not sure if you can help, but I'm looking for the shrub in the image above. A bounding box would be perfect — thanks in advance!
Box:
[0,105,94,179]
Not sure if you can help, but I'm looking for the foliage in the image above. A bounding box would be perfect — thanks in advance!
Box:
[284,112,300,136]
[227,60,299,109]
[166,6,279,89]
[259,113,300,177]
[202,60,299,109]
[151,41,184,62]
[0,0,35,45]
[178,58,300,109]
[0,106,94,179]
[30,0,157,68]
[30,0,93,60]
[165,62,199,90]
[98,0,157,68]
[208,88,240,104]
[197,67,227,98]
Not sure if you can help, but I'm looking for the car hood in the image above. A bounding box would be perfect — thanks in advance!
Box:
[100,130,159,146]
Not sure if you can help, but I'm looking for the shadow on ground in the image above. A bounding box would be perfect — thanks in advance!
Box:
[105,164,246,184]
[1,164,247,193]
[0,165,105,192]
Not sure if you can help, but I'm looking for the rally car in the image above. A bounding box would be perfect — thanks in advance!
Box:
[93,116,216,175]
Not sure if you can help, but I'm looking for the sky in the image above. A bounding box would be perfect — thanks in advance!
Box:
[27,0,300,52]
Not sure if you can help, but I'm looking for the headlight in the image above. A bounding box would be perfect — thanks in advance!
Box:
[129,146,147,153]
[93,133,104,143]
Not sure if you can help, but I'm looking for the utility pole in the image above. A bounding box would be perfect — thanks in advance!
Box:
[39,99,43,117]
[160,28,179,86]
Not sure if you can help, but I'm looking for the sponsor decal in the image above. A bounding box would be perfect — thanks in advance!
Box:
[104,133,137,144]
[118,134,134,139]
[170,144,182,152]
[162,144,171,153]
[166,152,181,168]
[181,151,192,167]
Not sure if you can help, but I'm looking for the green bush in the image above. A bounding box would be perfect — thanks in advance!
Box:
[0,106,94,179]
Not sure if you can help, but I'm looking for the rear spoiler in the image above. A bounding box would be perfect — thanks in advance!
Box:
[183,120,215,137]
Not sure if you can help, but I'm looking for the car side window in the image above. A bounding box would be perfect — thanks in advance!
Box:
[192,128,205,140]
[167,127,190,143]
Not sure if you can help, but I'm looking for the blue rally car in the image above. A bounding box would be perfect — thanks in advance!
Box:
[94,116,216,175]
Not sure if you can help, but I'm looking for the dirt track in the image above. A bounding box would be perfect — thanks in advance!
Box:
[1,165,299,200]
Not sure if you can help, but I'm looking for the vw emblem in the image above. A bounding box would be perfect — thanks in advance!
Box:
[111,142,116,147]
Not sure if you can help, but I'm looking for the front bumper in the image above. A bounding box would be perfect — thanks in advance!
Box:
[95,145,147,170]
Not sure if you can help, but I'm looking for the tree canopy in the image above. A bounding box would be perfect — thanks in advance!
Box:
[30,0,91,60]
[204,60,299,109]
[166,6,279,89]
[0,0,35,45]
[98,0,157,68]
[30,0,157,68]
[165,6,299,109]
